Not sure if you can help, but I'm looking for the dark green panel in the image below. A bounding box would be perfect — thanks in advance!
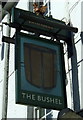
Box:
[15,31,67,110]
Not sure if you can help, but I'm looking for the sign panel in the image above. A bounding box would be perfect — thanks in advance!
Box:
[15,32,67,110]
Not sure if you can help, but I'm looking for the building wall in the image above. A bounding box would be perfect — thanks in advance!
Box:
[0,0,83,119]
[0,44,4,119]
[68,0,82,110]
[0,1,28,119]
[81,1,83,109]
[51,0,83,111]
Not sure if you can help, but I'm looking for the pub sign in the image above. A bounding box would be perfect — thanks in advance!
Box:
[15,31,67,110]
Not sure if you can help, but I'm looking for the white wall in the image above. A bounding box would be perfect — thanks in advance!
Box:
[0,0,83,119]
[6,0,29,117]
[0,0,29,119]
[52,0,83,116]
[0,46,4,119]
[51,0,72,117]
[51,0,66,21]
[81,1,83,109]
[7,44,27,118]
[69,0,82,110]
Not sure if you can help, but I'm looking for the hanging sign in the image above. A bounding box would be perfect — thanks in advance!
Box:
[15,31,67,110]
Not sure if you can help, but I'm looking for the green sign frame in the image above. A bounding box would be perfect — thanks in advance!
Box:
[15,31,67,110]
[12,8,77,42]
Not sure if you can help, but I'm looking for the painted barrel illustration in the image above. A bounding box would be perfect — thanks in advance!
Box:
[24,43,57,89]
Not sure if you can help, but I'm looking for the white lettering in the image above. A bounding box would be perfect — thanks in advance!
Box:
[42,96,46,102]
[50,98,55,103]
[38,96,41,101]
[59,99,62,105]
[55,99,58,104]
[26,94,32,99]
[22,92,26,98]
[21,92,62,105]
[32,95,35,100]
[47,97,50,103]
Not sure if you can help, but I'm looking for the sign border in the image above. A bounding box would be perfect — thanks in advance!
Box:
[15,31,67,110]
